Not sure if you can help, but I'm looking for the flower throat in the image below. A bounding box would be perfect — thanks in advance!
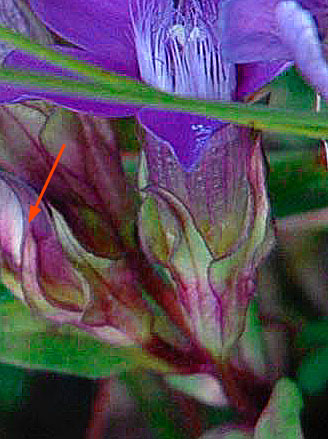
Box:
[131,0,236,101]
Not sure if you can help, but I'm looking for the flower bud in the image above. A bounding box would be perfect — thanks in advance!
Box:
[138,124,274,357]
[0,102,138,257]
[0,172,151,345]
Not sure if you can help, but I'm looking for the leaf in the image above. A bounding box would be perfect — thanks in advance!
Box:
[238,300,269,378]
[254,378,303,439]
[0,282,15,304]
[296,319,328,349]
[0,300,172,378]
[0,363,31,410]
[121,370,190,439]
[269,67,315,112]
[199,380,303,439]
[297,346,328,394]
[268,150,328,218]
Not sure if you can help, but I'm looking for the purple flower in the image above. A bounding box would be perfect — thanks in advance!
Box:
[0,0,290,169]
[221,0,328,100]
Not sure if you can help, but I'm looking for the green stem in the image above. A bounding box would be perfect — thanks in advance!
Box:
[1,67,328,139]
[1,26,328,138]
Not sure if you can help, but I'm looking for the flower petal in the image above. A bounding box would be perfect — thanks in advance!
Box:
[51,207,152,345]
[276,0,328,100]
[5,44,140,80]
[0,170,152,346]
[29,0,133,56]
[221,0,291,63]
[165,373,229,406]
[40,109,139,254]
[208,134,274,353]
[300,0,328,40]
[237,60,292,100]
[2,46,140,117]
[137,108,226,171]
[221,0,328,102]
[0,174,24,268]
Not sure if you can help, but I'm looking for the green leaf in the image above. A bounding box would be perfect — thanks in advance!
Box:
[238,301,269,378]
[297,346,328,394]
[268,150,328,218]
[0,300,172,378]
[263,68,319,150]
[121,370,189,439]
[254,378,303,439]
[269,67,315,111]
[0,282,15,304]
[296,319,328,348]
[0,363,31,411]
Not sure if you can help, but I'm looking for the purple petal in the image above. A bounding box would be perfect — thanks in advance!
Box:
[300,0,328,39]
[237,60,293,100]
[221,0,291,63]
[137,108,227,171]
[276,0,328,100]
[5,45,140,81]
[29,0,133,56]
[1,46,140,117]
[0,86,23,103]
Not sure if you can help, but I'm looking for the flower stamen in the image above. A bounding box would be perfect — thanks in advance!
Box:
[131,0,236,100]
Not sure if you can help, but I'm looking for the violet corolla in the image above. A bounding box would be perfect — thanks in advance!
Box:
[0,0,290,169]
[221,0,328,101]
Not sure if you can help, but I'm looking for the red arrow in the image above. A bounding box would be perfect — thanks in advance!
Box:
[29,143,67,223]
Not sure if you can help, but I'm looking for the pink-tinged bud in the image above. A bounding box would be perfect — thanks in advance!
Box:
[0,102,138,257]
[0,172,151,346]
[138,124,274,357]
[0,102,218,372]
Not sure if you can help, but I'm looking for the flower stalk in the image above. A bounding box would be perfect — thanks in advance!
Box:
[0,26,327,138]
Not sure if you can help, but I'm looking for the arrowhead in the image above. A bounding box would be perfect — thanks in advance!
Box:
[29,205,41,223]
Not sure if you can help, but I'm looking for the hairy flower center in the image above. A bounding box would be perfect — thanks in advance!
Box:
[131,0,236,100]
